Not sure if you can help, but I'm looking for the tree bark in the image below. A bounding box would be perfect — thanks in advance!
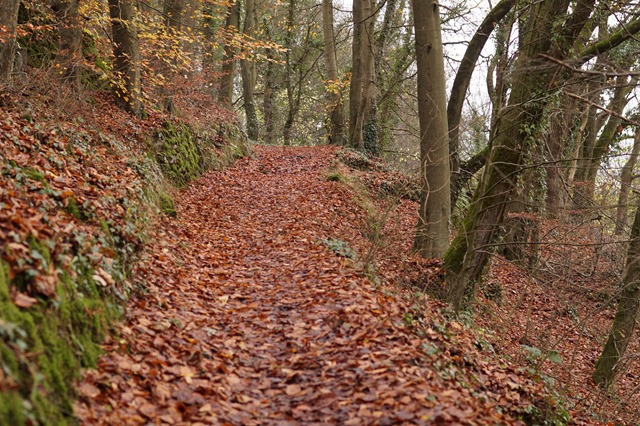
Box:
[594,202,640,387]
[615,128,640,235]
[349,0,364,150]
[579,77,636,204]
[51,0,83,86]
[579,17,640,62]
[109,0,144,116]
[544,93,580,218]
[411,0,450,257]
[360,0,376,154]
[375,20,413,152]
[261,21,276,144]
[218,0,240,108]
[283,0,296,146]
[348,0,375,150]
[450,10,514,209]
[322,0,345,145]
[444,0,573,309]
[447,0,516,191]
[241,0,259,140]
[162,0,185,113]
[262,48,276,144]
[0,0,21,82]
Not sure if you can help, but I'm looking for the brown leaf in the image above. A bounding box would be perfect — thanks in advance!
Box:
[138,402,157,418]
[78,382,101,399]
[12,292,38,308]
[285,384,302,396]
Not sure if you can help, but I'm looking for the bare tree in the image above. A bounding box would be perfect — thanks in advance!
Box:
[218,0,240,108]
[594,202,640,387]
[109,0,143,116]
[0,0,21,82]
[411,0,450,257]
[241,0,259,140]
[349,0,375,150]
[616,127,640,235]
[447,0,516,204]
[322,0,345,145]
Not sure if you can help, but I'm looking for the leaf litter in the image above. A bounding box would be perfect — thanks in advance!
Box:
[73,146,560,425]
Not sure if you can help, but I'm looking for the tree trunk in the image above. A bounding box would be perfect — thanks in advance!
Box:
[580,76,635,204]
[283,0,296,146]
[218,0,240,108]
[544,94,580,218]
[361,0,377,154]
[594,203,640,387]
[451,11,514,209]
[262,48,276,144]
[241,0,259,140]
[51,0,83,86]
[375,23,413,153]
[615,128,640,235]
[411,0,450,257]
[109,0,144,116]
[572,103,599,209]
[349,0,375,150]
[162,0,185,113]
[322,0,345,145]
[447,0,516,192]
[0,0,21,82]
[444,0,572,309]
[349,0,364,150]
[451,146,489,207]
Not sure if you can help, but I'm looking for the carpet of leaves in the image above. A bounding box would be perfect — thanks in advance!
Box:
[75,146,553,425]
[0,103,146,306]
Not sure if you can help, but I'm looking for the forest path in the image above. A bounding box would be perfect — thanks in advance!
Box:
[75,146,512,425]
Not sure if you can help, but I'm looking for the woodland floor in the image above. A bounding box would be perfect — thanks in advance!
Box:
[73,145,639,425]
[73,146,534,425]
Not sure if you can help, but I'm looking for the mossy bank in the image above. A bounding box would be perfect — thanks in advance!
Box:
[153,120,250,188]
[0,106,249,424]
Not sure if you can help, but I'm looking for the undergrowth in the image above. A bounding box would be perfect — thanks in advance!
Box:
[330,149,573,426]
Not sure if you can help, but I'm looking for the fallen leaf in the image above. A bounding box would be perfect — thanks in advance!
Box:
[12,292,38,308]
[285,384,302,396]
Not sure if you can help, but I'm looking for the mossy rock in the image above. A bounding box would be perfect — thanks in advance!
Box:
[157,190,177,218]
[326,172,345,182]
[154,122,202,187]
[153,120,250,187]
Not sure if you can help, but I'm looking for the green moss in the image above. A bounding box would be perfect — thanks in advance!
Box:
[0,341,20,377]
[326,172,345,182]
[24,168,47,186]
[158,191,177,218]
[0,392,26,426]
[151,120,251,188]
[0,255,117,424]
[28,236,51,266]
[154,122,202,187]
[227,143,246,160]
[64,197,90,221]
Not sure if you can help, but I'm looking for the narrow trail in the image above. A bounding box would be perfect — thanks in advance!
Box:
[76,146,515,425]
